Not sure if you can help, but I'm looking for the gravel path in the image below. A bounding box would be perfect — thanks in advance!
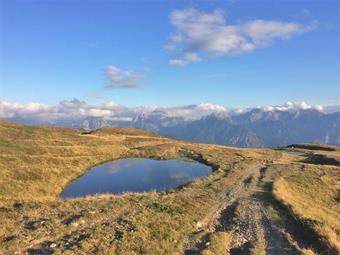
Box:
[184,164,300,255]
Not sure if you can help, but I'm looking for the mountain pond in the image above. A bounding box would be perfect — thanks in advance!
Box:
[61,158,212,198]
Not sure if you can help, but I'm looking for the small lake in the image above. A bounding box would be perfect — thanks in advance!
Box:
[61,158,212,198]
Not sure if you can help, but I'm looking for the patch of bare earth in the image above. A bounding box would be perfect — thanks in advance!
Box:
[184,163,323,255]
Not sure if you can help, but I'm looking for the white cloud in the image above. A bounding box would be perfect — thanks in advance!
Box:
[196,103,227,112]
[152,103,228,120]
[0,99,125,120]
[0,101,51,118]
[169,52,201,66]
[79,108,112,117]
[106,65,143,88]
[103,101,121,109]
[257,101,324,113]
[0,100,335,123]
[167,8,318,65]
[0,100,228,121]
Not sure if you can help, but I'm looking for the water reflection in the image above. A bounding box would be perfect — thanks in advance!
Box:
[61,158,212,198]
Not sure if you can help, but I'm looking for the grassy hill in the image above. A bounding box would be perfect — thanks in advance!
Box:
[0,121,339,254]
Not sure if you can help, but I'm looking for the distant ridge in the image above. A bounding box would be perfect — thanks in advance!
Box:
[1,101,339,147]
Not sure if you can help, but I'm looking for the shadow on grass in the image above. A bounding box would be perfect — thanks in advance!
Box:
[255,182,338,255]
[300,153,339,166]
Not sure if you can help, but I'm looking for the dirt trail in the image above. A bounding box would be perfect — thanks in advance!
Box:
[184,164,299,255]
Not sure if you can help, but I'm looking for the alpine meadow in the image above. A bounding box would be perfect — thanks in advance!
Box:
[0,1,339,255]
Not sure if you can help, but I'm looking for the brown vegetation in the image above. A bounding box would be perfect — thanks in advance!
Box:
[0,121,339,254]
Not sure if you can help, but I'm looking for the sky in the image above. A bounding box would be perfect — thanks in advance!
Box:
[0,0,339,109]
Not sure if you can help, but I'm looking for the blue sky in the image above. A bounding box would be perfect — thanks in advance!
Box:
[0,0,339,108]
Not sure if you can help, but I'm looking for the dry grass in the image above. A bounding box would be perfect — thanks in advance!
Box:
[0,121,269,254]
[0,122,131,203]
[201,232,232,255]
[0,121,339,254]
[273,163,340,252]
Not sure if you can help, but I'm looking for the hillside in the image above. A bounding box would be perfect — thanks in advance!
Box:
[0,121,339,255]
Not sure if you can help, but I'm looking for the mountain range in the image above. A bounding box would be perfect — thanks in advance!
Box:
[133,108,340,147]
[1,100,339,147]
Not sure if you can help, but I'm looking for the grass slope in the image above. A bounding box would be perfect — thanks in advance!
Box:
[0,121,339,255]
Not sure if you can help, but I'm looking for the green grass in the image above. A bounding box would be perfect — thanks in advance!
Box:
[273,163,340,252]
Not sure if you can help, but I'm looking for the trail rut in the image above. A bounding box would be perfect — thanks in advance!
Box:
[184,164,308,255]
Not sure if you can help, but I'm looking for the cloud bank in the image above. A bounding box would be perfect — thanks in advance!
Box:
[166,8,318,65]
[0,100,228,121]
[0,99,127,120]
[0,100,332,123]
[258,101,324,112]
